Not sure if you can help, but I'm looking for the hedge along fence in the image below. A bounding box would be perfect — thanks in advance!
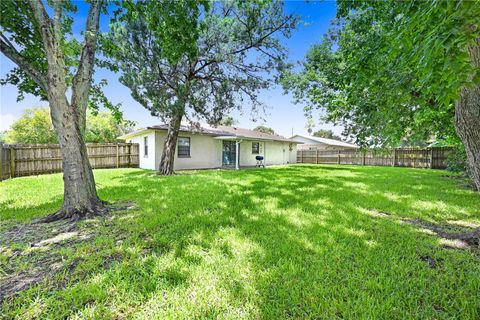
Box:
[297,147,454,169]
[0,143,139,181]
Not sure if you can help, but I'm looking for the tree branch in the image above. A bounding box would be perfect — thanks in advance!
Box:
[72,0,103,133]
[28,0,54,52]
[0,35,48,92]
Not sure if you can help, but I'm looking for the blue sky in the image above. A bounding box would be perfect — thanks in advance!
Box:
[0,0,339,137]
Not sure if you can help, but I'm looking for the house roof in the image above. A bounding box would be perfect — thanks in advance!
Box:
[119,124,300,143]
[290,134,358,148]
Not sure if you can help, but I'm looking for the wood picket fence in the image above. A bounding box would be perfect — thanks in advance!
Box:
[0,143,139,181]
[297,147,454,169]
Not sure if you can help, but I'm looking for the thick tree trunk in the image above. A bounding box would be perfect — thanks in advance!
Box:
[455,37,480,191]
[40,96,106,222]
[159,111,183,175]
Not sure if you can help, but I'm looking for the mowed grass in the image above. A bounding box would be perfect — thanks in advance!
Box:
[1,165,479,319]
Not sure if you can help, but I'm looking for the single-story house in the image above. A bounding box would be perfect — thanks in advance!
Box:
[290,134,358,151]
[119,124,301,170]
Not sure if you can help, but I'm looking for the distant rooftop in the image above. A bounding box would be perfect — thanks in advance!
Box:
[290,134,358,148]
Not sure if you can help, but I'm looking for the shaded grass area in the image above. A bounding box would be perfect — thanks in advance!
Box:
[1,165,479,319]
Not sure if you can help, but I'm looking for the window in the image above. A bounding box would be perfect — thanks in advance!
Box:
[178,137,190,157]
[143,136,148,157]
[252,142,260,154]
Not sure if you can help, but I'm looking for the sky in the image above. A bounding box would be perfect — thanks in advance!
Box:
[0,0,339,138]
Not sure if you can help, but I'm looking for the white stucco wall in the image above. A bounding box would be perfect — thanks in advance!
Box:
[238,140,265,166]
[128,130,297,170]
[264,141,288,166]
[154,131,223,170]
[128,131,156,170]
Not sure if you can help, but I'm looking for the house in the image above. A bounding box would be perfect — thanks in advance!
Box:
[119,124,301,170]
[290,134,358,151]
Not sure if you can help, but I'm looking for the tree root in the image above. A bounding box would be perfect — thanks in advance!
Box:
[38,201,108,223]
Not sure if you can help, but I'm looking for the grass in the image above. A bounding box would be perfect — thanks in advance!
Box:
[1,165,479,319]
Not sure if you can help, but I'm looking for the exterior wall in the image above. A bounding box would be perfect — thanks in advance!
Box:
[128,131,156,170]
[238,140,297,166]
[264,141,286,165]
[239,140,265,166]
[129,130,298,170]
[155,131,223,170]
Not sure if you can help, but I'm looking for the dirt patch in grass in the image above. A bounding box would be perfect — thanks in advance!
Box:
[0,202,134,302]
[404,219,480,250]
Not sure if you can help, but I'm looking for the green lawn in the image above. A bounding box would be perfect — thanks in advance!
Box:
[1,165,479,319]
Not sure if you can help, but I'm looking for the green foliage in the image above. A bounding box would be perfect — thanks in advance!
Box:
[312,129,341,141]
[283,1,480,148]
[0,0,118,114]
[4,107,136,144]
[0,131,6,143]
[1,166,480,318]
[253,125,275,134]
[218,116,237,126]
[102,0,297,125]
[446,146,469,175]
[5,108,57,144]
[84,111,136,143]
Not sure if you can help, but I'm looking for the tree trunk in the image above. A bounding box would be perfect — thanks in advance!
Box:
[159,111,183,175]
[40,95,106,222]
[455,37,480,191]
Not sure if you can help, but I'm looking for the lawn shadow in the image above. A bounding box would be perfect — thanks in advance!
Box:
[2,165,480,318]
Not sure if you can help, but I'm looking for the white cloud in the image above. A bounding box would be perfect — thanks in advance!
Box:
[0,113,17,131]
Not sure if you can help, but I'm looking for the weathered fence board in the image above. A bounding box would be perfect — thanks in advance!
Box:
[297,147,453,169]
[0,143,139,181]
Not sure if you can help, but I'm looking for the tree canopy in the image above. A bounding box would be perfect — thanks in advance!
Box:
[283,0,480,189]
[4,107,136,144]
[283,0,480,147]
[103,0,297,174]
[253,125,275,135]
[312,129,341,141]
[218,116,238,126]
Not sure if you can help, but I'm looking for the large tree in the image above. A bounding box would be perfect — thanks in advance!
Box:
[283,0,480,190]
[0,0,106,221]
[103,0,297,175]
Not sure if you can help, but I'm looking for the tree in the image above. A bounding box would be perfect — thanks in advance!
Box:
[283,0,480,190]
[312,129,341,141]
[85,111,136,143]
[5,108,57,144]
[253,125,275,135]
[103,0,297,175]
[218,116,237,126]
[1,0,106,221]
[4,107,136,144]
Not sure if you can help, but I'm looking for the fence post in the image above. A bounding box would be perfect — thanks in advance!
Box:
[128,144,132,167]
[392,148,396,167]
[301,150,304,163]
[338,150,341,164]
[316,150,319,164]
[10,146,15,178]
[0,144,3,181]
[116,144,120,168]
[429,147,434,169]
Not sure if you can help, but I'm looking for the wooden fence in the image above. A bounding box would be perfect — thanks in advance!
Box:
[297,147,453,169]
[0,143,139,181]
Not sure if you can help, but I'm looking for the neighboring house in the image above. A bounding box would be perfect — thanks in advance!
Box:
[290,134,358,151]
[119,124,301,170]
